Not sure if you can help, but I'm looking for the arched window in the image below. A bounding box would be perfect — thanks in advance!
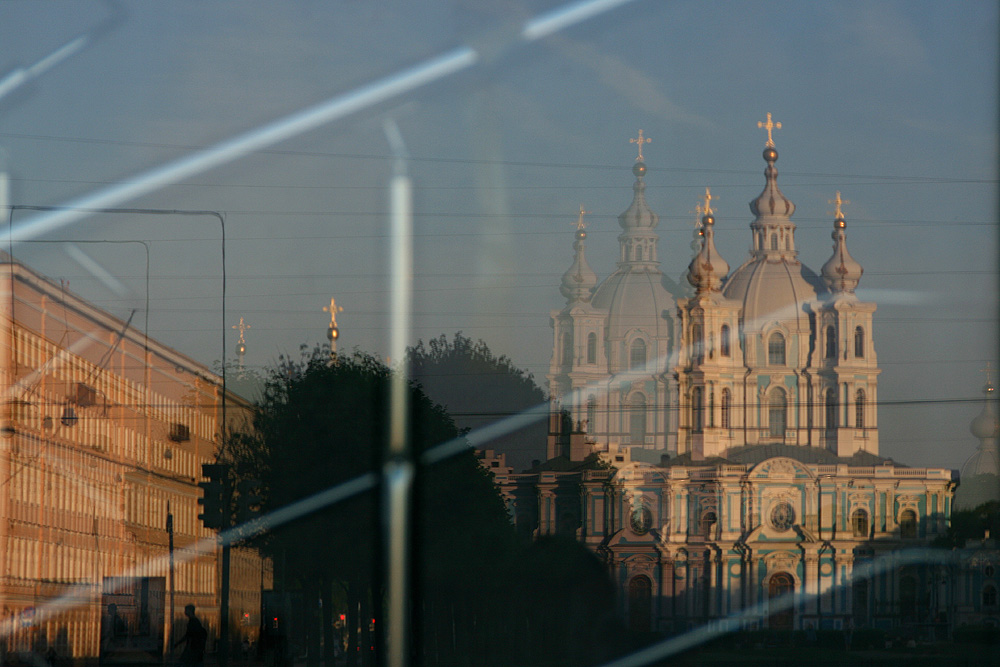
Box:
[825,325,837,359]
[720,325,731,357]
[899,575,917,621]
[630,339,647,370]
[855,389,866,429]
[700,510,717,538]
[586,396,597,433]
[825,389,837,431]
[721,389,731,429]
[854,326,865,358]
[692,324,703,363]
[692,387,704,433]
[769,388,787,437]
[562,332,573,366]
[851,508,869,538]
[899,509,918,538]
[785,236,790,250]
[587,332,597,364]
[770,234,778,250]
[984,584,998,608]
[629,393,646,444]
[768,332,786,365]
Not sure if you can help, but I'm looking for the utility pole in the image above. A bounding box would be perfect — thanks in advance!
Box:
[166,503,175,663]
[198,463,232,667]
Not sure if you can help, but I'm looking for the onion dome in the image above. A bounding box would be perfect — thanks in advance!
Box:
[821,192,864,294]
[618,161,658,231]
[560,207,598,303]
[749,146,795,219]
[971,380,999,441]
[687,189,729,294]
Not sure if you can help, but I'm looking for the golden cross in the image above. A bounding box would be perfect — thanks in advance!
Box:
[324,297,344,328]
[983,362,995,387]
[691,203,703,224]
[575,204,591,231]
[702,187,716,216]
[757,112,782,147]
[828,191,850,219]
[231,317,250,345]
[629,129,651,161]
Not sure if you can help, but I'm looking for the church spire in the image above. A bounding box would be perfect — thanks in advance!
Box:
[748,114,797,258]
[687,188,729,294]
[560,205,597,303]
[821,191,864,294]
[616,131,660,269]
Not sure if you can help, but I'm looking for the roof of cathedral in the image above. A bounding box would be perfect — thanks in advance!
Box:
[722,141,826,331]
[961,380,999,480]
[687,188,729,294]
[590,156,675,337]
[559,206,598,303]
[661,443,894,468]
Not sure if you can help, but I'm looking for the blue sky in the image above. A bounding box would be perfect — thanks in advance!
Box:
[0,0,996,469]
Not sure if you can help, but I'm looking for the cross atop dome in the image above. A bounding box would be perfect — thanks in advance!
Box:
[757,112,781,147]
[629,129,650,161]
[702,187,716,217]
[829,191,850,225]
[576,204,590,231]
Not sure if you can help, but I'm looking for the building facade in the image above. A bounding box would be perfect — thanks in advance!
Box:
[0,256,266,662]
[507,123,962,634]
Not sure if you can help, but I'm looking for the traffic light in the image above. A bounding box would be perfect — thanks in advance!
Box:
[198,463,229,530]
[236,477,262,524]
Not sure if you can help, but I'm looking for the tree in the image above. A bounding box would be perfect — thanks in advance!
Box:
[408,333,547,471]
[224,347,518,667]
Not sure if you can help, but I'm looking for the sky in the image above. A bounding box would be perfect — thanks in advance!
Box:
[0,0,996,471]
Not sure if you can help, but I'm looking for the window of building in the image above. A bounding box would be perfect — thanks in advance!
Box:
[562,332,573,366]
[851,508,869,538]
[700,510,717,538]
[770,234,778,250]
[900,575,917,620]
[587,332,597,364]
[984,584,998,608]
[856,389,865,429]
[692,324,703,363]
[721,389,731,429]
[692,387,703,433]
[854,326,865,358]
[768,332,785,365]
[629,393,646,444]
[899,509,917,538]
[630,338,646,370]
[825,389,837,431]
[720,324,731,357]
[586,397,597,433]
[769,388,787,437]
[825,325,836,359]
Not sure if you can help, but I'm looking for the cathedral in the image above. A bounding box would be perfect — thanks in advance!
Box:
[498,118,975,634]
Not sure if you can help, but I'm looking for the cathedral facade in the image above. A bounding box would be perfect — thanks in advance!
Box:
[503,121,964,633]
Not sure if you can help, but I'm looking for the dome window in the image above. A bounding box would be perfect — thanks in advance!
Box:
[630,339,647,370]
[825,326,837,359]
[721,389,732,429]
[768,332,786,366]
[854,326,865,358]
[562,332,573,366]
[768,388,787,438]
[587,333,597,364]
[720,325,731,357]
[825,390,838,431]
[692,387,704,433]
[629,393,647,444]
[770,234,778,250]
[692,324,703,363]
[856,389,866,429]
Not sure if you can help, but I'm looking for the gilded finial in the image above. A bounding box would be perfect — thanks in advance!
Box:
[702,187,716,216]
[829,191,850,226]
[757,112,782,147]
[984,362,995,390]
[324,297,344,328]
[232,317,250,346]
[576,205,591,231]
[629,129,651,161]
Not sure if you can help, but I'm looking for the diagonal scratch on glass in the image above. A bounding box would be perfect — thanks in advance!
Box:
[7,0,641,243]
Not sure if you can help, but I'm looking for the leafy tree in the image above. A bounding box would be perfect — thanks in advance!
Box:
[408,333,547,471]
[224,347,518,667]
[933,500,1000,549]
